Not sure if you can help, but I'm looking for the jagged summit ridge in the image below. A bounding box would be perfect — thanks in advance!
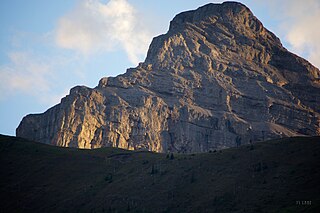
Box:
[169,2,257,31]
[17,2,320,152]
[145,1,281,72]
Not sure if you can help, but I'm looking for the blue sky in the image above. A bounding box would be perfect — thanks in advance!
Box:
[1,0,319,136]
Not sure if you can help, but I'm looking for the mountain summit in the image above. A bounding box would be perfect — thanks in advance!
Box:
[17,2,320,152]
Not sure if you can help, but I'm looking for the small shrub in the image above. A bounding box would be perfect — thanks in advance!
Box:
[160,170,167,176]
[262,163,268,170]
[151,164,158,174]
[190,172,196,183]
[253,162,268,172]
[250,144,254,150]
[253,163,262,172]
[105,173,113,183]
[126,202,130,212]
[142,160,149,165]
[170,153,174,160]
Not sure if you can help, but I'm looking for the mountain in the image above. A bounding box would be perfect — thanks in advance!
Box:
[16,2,320,152]
[1,134,319,212]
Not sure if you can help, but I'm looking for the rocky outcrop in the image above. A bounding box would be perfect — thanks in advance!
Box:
[17,2,320,152]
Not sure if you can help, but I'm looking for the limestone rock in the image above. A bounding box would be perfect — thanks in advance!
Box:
[17,2,320,152]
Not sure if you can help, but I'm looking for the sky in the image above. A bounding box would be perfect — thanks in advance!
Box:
[1,0,320,136]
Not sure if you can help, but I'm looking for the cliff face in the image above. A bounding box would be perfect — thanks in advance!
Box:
[17,2,320,152]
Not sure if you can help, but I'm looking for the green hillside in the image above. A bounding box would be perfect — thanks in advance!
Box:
[0,134,319,212]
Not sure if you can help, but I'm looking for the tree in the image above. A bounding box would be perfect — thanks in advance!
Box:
[151,164,157,174]
[236,136,242,147]
[170,153,174,160]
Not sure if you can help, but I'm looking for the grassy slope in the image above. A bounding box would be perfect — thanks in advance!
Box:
[0,134,319,213]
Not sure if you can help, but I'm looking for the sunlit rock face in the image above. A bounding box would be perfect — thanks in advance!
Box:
[17,2,320,152]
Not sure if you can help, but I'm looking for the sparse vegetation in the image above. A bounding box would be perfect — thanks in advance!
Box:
[105,173,113,183]
[151,164,157,174]
[190,172,196,183]
[170,153,174,160]
[142,160,149,165]
[250,144,254,150]
[0,134,319,212]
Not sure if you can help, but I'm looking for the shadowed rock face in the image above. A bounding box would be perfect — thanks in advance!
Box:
[17,2,320,152]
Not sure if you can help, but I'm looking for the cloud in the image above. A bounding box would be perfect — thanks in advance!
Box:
[0,51,50,96]
[0,51,68,105]
[55,0,152,65]
[284,1,320,68]
[257,0,320,68]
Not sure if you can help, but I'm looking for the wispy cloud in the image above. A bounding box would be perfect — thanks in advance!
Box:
[0,51,68,105]
[258,0,320,68]
[284,1,320,68]
[0,51,50,97]
[1,0,154,106]
[55,0,152,65]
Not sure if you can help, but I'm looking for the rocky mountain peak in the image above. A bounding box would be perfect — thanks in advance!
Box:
[145,2,282,72]
[169,2,253,31]
[17,2,320,152]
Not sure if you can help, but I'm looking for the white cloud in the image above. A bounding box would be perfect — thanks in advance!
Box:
[0,51,68,105]
[0,52,50,96]
[284,2,320,68]
[55,0,152,65]
[257,0,320,68]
